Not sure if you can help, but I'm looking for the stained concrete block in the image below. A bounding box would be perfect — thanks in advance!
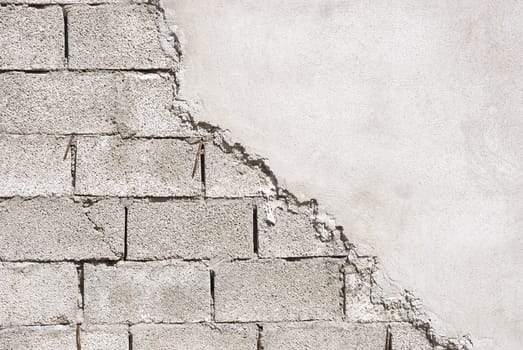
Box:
[81,325,128,350]
[0,197,123,261]
[67,5,175,69]
[84,261,210,323]
[214,259,343,322]
[0,6,63,70]
[344,271,409,322]
[0,263,78,327]
[131,323,257,350]
[0,135,71,196]
[0,72,186,136]
[75,137,201,196]
[128,199,254,260]
[257,202,346,258]
[205,143,268,197]
[263,322,383,350]
[0,326,76,350]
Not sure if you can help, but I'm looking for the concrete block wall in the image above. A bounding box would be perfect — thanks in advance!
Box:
[0,1,457,349]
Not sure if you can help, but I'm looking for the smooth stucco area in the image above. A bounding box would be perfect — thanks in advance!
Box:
[162,1,523,349]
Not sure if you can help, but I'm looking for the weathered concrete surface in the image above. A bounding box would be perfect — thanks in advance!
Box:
[0,197,123,261]
[75,137,201,196]
[0,6,63,70]
[84,261,210,323]
[81,325,128,350]
[0,326,76,350]
[67,5,175,69]
[0,135,71,196]
[0,263,78,327]
[0,72,187,137]
[214,259,343,322]
[164,1,523,348]
[263,322,432,350]
[131,323,257,350]
[128,199,254,260]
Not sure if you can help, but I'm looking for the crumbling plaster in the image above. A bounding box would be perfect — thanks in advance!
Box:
[162,1,523,349]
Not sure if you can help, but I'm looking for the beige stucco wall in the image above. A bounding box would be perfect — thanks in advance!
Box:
[162,1,523,349]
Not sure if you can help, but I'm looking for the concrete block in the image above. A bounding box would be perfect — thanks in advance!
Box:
[257,202,346,258]
[205,143,269,197]
[131,323,257,350]
[75,137,201,196]
[128,199,254,260]
[0,326,76,350]
[214,259,343,322]
[0,135,71,196]
[0,197,123,261]
[0,72,186,136]
[84,261,210,323]
[81,325,128,350]
[67,5,175,69]
[344,271,409,322]
[0,0,145,4]
[263,322,432,349]
[0,263,78,327]
[0,6,63,70]
[263,322,383,350]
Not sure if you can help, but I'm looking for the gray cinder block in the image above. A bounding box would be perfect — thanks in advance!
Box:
[0,326,76,350]
[0,6,63,70]
[0,197,124,261]
[0,135,72,196]
[128,199,254,260]
[84,261,210,323]
[75,137,202,196]
[0,263,78,327]
[131,323,257,350]
[67,5,175,69]
[214,259,343,322]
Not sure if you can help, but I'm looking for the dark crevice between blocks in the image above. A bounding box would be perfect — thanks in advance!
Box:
[209,269,215,321]
[257,324,264,350]
[124,207,129,260]
[200,143,206,193]
[76,263,84,311]
[128,327,133,350]
[62,6,69,61]
[385,324,392,350]
[76,324,81,350]
[342,270,347,318]
[253,205,259,255]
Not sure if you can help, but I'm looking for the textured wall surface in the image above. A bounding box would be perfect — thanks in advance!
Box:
[162,1,523,349]
[0,1,472,349]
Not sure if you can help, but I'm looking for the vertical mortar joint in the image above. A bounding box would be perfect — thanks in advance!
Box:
[209,269,215,321]
[257,324,264,350]
[124,206,129,260]
[253,205,259,255]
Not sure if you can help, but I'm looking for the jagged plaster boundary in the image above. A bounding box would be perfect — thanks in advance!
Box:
[152,1,473,348]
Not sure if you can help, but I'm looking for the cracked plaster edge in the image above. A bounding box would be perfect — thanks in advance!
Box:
[151,1,474,348]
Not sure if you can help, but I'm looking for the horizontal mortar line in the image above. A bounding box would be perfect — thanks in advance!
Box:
[0,255,347,265]
[0,195,262,201]
[0,2,140,8]
[260,255,349,261]
[0,133,199,140]
[0,68,175,74]
[0,320,413,332]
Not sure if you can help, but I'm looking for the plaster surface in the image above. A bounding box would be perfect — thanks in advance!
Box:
[162,1,523,349]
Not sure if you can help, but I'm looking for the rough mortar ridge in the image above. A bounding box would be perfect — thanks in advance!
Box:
[0,0,472,349]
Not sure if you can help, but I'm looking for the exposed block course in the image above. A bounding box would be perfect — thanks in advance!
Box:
[0,6,63,70]
[214,259,343,322]
[81,325,129,350]
[0,263,78,327]
[128,199,254,260]
[75,137,201,196]
[67,5,175,69]
[84,261,210,323]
